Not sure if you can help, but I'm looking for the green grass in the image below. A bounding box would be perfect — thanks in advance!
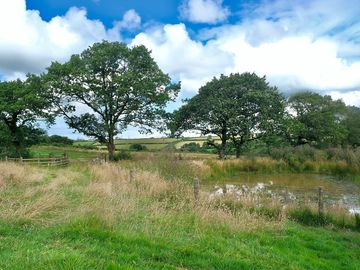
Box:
[0,157,359,269]
[0,218,359,269]
[30,146,101,159]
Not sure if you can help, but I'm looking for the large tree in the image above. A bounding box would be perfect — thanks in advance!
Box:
[44,41,179,161]
[287,92,347,147]
[170,73,285,159]
[0,77,53,157]
[343,105,360,147]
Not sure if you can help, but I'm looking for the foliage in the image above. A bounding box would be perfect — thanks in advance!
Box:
[343,106,360,147]
[129,143,147,151]
[113,150,132,161]
[287,92,348,147]
[180,142,216,153]
[44,41,180,160]
[170,73,285,159]
[35,134,74,147]
[0,77,53,157]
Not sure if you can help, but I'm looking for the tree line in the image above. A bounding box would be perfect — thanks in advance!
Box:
[169,73,360,159]
[1,41,359,160]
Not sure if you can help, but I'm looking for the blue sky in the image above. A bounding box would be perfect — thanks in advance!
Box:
[1,0,360,138]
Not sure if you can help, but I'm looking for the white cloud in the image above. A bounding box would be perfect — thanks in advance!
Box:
[130,22,360,98]
[2,0,360,108]
[131,23,233,93]
[328,91,360,107]
[179,0,230,24]
[0,0,140,79]
[108,9,141,40]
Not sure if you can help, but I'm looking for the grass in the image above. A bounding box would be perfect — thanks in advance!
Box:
[0,219,359,269]
[30,146,102,159]
[0,157,360,269]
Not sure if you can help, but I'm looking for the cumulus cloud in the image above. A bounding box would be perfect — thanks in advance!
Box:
[108,9,141,40]
[179,0,230,24]
[131,23,233,93]
[2,0,360,107]
[128,0,360,106]
[0,0,140,79]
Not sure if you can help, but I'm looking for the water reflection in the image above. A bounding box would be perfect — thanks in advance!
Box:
[208,174,360,213]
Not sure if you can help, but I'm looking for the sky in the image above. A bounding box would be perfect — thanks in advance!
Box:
[1,0,360,138]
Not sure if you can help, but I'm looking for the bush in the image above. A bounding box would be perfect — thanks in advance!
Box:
[48,135,74,146]
[129,143,147,151]
[113,151,132,161]
[355,214,360,230]
[180,142,202,152]
[77,144,97,150]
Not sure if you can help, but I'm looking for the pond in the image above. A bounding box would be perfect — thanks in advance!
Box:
[207,173,360,214]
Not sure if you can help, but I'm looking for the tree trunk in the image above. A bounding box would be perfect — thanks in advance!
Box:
[235,146,241,158]
[219,146,225,160]
[218,135,227,160]
[107,139,115,161]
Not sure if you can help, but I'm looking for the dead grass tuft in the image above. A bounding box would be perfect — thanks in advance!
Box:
[0,162,44,189]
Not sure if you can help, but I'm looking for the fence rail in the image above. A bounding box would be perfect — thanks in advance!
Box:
[4,154,69,167]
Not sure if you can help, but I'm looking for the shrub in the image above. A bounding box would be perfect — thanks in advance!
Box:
[355,214,360,230]
[113,151,132,161]
[129,143,147,151]
[180,142,202,152]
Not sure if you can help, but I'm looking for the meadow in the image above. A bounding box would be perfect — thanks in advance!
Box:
[0,149,360,269]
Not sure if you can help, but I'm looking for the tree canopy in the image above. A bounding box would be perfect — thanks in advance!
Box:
[170,72,285,159]
[44,41,180,160]
[287,92,348,147]
[0,77,53,157]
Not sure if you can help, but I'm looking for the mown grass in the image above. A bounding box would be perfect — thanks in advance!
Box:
[0,159,359,269]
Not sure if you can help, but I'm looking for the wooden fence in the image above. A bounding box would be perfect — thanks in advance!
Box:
[4,153,69,167]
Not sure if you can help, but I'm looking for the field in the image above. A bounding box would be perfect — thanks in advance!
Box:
[72,136,220,151]
[0,151,360,269]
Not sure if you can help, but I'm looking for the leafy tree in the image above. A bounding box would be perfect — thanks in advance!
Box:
[0,77,53,157]
[170,73,285,159]
[343,106,360,147]
[287,92,347,147]
[44,41,180,161]
[46,135,74,146]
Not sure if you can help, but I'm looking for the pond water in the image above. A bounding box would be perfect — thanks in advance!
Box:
[207,174,360,213]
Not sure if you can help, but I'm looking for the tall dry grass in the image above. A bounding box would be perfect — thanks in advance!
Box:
[0,161,283,232]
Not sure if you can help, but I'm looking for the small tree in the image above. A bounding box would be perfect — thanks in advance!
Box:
[44,41,180,161]
[170,73,285,159]
[0,77,53,157]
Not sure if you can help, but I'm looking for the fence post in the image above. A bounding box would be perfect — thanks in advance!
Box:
[194,177,199,204]
[130,169,135,182]
[20,156,23,163]
[5,156,8,162]
[63,152,68,165]
[318,187,324,216]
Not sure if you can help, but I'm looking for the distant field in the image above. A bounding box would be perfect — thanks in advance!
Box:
[73,136,220,151]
